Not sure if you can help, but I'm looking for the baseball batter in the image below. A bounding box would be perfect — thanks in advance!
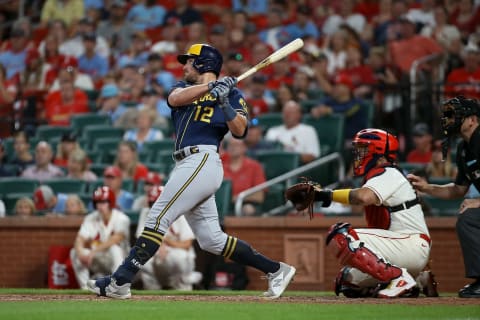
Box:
[87,43,296,299]
[287,129,432,298]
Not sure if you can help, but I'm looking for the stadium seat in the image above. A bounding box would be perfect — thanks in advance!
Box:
[398,162,427,175]
[35,125,72,141]
[149,150,176,174]
[92,137,122,161]
[3,192,32,215]
[216,179,232,223]
[142,139,176,157]
[261,183,285,213]
[44,178,87,194]
[88,163,108,178]
[82,125,124,149]
[254,150,300,180]
[255,113,283,132]
[0,178,38,197]
[124,209,141,224]
[422,195,462,216]
[71,113,111,136]
[303,113,345,155]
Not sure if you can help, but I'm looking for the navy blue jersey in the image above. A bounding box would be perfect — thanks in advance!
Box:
[167,81,249,151]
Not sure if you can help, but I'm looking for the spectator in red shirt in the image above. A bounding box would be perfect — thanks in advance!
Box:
[449,0,480,42]
[222,138,266,216]
[43,68,89,126]
[445,44,480,99]
[113,140,149,183]
[406,122,433,164]
[0,64,17,138]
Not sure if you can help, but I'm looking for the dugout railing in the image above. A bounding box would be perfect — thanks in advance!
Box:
[234,152,345,217]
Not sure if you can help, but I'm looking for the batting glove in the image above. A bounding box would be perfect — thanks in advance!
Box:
[210,82,230,101]
[218,76,237,89]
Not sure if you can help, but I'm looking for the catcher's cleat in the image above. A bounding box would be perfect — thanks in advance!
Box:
[262,262,296,299]
[87,275,131,299]
[416,270,439,297]
[377,268,416,298]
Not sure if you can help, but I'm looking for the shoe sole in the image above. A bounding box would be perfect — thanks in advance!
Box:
[377,282,416,299]
[86,280,132,299]
[262,266,297,300]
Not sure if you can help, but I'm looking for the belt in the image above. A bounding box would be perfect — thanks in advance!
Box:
[419,233,431,245]
[389,198,420,213]
[172,146,200,161]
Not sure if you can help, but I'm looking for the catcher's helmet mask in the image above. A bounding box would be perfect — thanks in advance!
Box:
[177,44,223,76]
[441,96,480,138]
[352,129,399,177]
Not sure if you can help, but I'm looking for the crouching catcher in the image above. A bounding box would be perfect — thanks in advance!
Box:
[285,128,438,298]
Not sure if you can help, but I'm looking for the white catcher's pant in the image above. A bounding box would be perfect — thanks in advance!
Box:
[346,228,431,288]
[70,245,125,289]
[144,146,228,255]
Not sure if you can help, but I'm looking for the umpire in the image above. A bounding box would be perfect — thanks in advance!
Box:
[408,96,480,298]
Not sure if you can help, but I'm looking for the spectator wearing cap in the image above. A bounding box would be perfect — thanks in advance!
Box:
[49,56,95,92]
[311,73,369,142]
[0,28,28,80]
[150,16,182,56]
[146,52,176,95]
[22,141,65,182]
[40,0,84,29]
[53,132,85,168]
[78,32,109,84]
[163,0,203,27]
[66,149,97,182]
[116,31,151,69]
[103,165,135,210]
[285,5,320,41]
[33,184,68,215]
[244,119,276,158]
[97,83,128,124]
[406,123,434,164]
[44,67,89,126]
[132,171,163,211]
[114,141,149,183]
[266,100,321,164]
[123,108,164,152]
[224,52,246,78]
[445,44,480,100]
[61,17,110,60]
[387,14,443,75]
[243,74,275,117]
[126,0,166,31]
[97,0,136,57]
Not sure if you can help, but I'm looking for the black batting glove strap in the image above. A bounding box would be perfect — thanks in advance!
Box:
[315,189,333,207]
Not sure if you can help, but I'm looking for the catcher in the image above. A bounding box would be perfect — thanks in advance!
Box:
[285,128,436,298]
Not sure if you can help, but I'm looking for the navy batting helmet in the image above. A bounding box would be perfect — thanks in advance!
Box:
[177,44,223,76]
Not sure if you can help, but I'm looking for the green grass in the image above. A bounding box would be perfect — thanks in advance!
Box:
[0,289,478,320]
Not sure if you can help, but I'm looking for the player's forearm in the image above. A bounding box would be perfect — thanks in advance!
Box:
[227,114,247,136]
[422,182,468,199]
[168,84,210,107]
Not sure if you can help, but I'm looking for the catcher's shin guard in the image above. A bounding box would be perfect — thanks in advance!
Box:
[326,223,402,283]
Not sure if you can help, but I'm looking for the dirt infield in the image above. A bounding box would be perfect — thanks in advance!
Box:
[0,294,476,305]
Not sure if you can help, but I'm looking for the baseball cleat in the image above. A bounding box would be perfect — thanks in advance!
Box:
[86,276,132,299]
[262,262,296,299]
[377,268,416,298]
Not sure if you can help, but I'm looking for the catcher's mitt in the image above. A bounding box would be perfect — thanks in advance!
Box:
[285,180,322,219]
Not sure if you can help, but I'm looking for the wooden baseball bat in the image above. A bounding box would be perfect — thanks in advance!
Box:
[236,38,305,82]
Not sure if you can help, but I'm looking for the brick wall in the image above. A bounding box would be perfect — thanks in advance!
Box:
[0,216,466,293]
